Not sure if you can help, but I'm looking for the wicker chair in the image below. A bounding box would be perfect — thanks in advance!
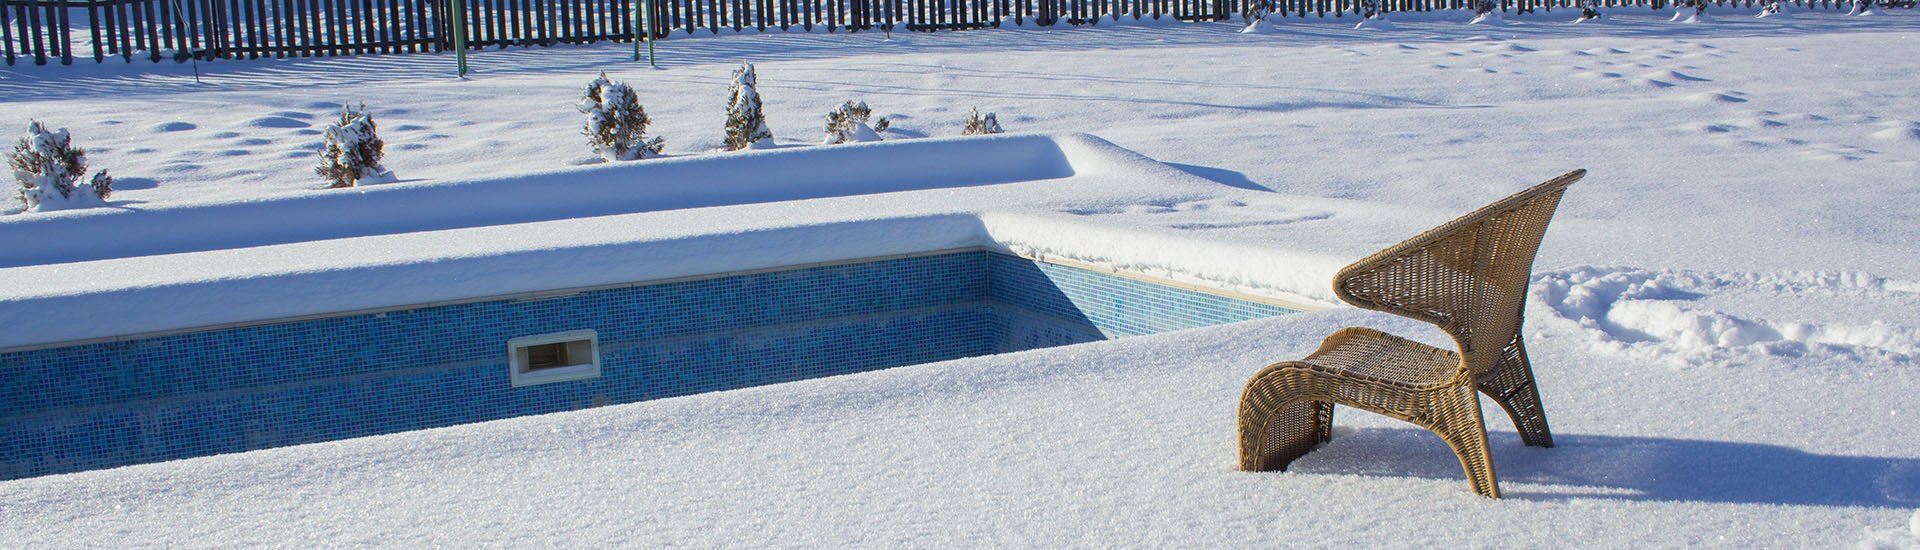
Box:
[1236,169,1584,498]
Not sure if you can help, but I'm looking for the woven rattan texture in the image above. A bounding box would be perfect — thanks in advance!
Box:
[1237,169,1584,498]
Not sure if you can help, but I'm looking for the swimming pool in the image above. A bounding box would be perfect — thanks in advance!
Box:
[0,250,1295,479]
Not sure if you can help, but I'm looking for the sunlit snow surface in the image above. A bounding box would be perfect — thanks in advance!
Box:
[1,8,1917,547]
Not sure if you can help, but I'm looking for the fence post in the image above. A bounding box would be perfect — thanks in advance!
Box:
[2,2,14,65]
[453,0,468,75]
[634,0,655,65]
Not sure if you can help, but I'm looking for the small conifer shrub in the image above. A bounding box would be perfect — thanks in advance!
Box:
[723,64,774,151]
[1576,0,1602,20]
[962,108,1003,136]
[1670,0,1708,21]
[315,102,390,188]
[579,72,666,161]
[822,101,890,145]
[8,121,112,212]
[1240,0,1270,31]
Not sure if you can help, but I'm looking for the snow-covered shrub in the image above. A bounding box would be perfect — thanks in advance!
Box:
[963,108,1002,136]
[1468,0,1503,23]
[1352,0,1394,27]
[578,72,665,161]
[1239,0,1270,33]
[822,101,890,145]
[723,64,774,151]
[1671,0,1707,22]
[1847,0,1876,16]
[8,121,112,212]
[314,102,390,188]
[1575,0,1603,21]
[1757,1,1789,16]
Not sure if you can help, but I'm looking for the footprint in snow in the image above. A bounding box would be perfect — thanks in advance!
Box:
[244,116,311,129]
[1533,267,1920,366]
[150,121,197,132]
[1686,91,1749,104]
[1641,69,1711,82]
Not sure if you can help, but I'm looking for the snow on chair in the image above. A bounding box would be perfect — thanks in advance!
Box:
[1236,169,1584,498]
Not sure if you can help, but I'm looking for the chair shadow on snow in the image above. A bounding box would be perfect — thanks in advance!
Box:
[1290,427,1920,508]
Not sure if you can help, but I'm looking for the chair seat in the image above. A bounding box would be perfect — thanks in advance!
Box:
[1298,327,1463,390]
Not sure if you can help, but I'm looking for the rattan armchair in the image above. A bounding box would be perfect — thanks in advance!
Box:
[1237,169,1584,498]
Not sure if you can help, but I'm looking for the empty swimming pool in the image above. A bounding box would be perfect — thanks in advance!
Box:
[0,250,1296,479]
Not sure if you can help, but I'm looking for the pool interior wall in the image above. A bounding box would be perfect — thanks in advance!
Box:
[0,251,1295,480]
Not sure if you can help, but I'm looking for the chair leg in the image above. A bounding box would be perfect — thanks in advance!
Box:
[1238,365,1332,471]
[1425,387,1501,498]
[1316,401,1334,443]
[1478,338,1555,448]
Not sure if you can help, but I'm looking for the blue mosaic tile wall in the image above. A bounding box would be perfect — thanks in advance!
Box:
[0,251,1292,480]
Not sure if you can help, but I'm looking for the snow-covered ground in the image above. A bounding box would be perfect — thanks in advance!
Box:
[2,8,1918,547]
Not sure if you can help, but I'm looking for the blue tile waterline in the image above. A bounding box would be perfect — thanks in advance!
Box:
[0,251,1295,480]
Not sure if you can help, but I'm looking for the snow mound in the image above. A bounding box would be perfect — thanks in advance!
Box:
[1870,124,1920,143]
[1533,267,1920,366]
[0,134,1077,268]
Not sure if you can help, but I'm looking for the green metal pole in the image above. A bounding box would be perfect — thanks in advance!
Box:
[453,0,469,77]
[643,0,658,67]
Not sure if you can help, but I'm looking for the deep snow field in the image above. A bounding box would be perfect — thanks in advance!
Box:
[2,7,1919,547]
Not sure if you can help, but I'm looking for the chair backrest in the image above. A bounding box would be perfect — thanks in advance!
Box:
[1332,170,1583,377]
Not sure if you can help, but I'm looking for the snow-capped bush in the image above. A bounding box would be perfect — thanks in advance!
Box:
[963,108,1003,136]
[1671,0,1707,22]
[1847,0,1876,15]
[1352,0,1394,28]
[1239,0,1270,33]
[723,64,774,151]
[1468,0,1503,24]
[314,102,391,188]
[1575,0,1603,21]
[8,121,111,212]
[822,101,890,145]
[578,72,665,161]
[1757,1,1789,16]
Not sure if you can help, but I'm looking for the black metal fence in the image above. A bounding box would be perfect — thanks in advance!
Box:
[0,0,1886,65]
